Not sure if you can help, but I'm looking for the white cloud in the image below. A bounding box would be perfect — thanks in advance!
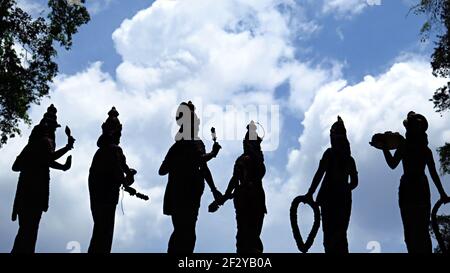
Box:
[16,0,47,17]
[112,0,302,100]
[86,0,115,15]
[287,61,343,112]
[322,0,381,17]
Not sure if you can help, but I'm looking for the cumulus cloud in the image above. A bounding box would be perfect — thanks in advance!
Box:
[112,0,308,101]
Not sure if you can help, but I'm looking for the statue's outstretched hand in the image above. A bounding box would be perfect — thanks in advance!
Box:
[212,188,223,203]
[62,155,72,171]
[65,126,75,150]
[125,169,137,186]
[212,142,222,157]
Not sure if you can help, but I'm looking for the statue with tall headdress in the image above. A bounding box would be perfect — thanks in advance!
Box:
[209,121,267,253]
[304,116,358,253]
[159,100,222,254]
[11,104,74,253]
[87,106,146,253]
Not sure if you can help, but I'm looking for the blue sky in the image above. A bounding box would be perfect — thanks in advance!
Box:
[303,1,429,83]
[56,0,153,75]
[1,0,449,253]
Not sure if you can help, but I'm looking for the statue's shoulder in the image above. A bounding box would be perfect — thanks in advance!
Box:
[235,154,250,166]
[193,139,206,153]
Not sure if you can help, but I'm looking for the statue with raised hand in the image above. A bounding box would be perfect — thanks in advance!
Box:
[210,121,267,253]
[11,104,74,253]
[159,101,223,254]
[87,107,146,253]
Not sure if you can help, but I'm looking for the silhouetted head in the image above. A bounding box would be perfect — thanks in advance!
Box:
[403,111,428,147]
[99,107,122,146]
[39,104,61,132]
[175,101,200,140]
[403,111,428,133]
[31,104,61,143]
[330,116,346,136]
[243,121,263,158]
[330,116,351,157]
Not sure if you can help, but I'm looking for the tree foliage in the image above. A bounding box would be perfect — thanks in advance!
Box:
[437,143,450,175]
[430,215,450,253]
[0,0,89,146]
[413,0,450,175]
[413,0,450,113]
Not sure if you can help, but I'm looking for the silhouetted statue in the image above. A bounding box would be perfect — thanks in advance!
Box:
[11,104,74,253]
[375,111,449,253]
[305,116,358,253]
[211,121,266,253]
[88,107,136,253]
[159,101,222,254]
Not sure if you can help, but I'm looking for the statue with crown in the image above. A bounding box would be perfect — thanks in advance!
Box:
[87,106,143,253]
[10,104,75,253]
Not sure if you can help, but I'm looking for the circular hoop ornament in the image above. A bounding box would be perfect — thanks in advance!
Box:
[290,195,321,253]
[431,198,450,254]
